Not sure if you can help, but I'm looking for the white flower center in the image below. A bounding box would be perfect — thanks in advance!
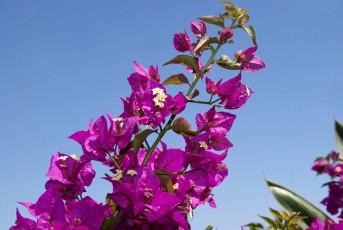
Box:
[152,87,167,108]
[71,154,80,161]
[58,156,68,161]
[113,117,123,122]
[173,183,179,190]
[127,169,138,176]
[111,169,124,181]
[199,141,209,149]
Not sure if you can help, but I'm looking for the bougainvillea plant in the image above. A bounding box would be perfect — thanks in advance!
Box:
[10,2,265,230]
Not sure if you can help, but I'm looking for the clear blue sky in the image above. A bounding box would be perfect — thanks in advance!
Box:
[1,0,342,229]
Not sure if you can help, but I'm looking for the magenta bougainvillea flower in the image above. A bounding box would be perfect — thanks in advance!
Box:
[312,151,343,218]
[307,217,343,230]
[190,21,207,38]
[173,31,194,52]
[69,116,114,162]
[10,209,37,230]
[19,187,68,229]
[236,46,266,72]
[171,92,188,115]
[219,27,234,43]
[45,152,95,200]
[107,113,138,149]
[196,107,236,134]
[205,77,222,95]
[66,196,105,229]
[218,72,253,109]
[128,61,160,91]
[312,159,330,174]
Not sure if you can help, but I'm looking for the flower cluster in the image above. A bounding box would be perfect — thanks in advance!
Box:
[11,2,265,229]
[312,151,343,218]
[307,217,343,230]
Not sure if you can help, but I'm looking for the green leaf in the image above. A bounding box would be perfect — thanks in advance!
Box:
[239,25,257,47]
[172,117,197,137]
[335,119,343,158]
[105,193,117,212]
[157,174,174,194]
[288,215,308,225]
[258,215,277,228]
[162,73,189,86]
[269,207,283,221]
[119,140,134,157]
[163,55,198,71]
[101,216,121,230]
[133,129,155,156]
[204,225,214,230]
[221,2,248,20]
[197,15,225,28]
[244,222,264,230]
[215,60,241,70]
[266,178,332,228]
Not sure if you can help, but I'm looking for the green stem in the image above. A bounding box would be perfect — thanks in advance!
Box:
[142,44,223,165]
[186,44,222,96]
[106,152,121,170]
[188,99,223,108]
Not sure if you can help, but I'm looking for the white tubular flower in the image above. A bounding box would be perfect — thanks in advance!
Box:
[152,87,167,108]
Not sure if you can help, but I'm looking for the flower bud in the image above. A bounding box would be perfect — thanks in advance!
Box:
[219,27,234,43]
[173,31,194,52]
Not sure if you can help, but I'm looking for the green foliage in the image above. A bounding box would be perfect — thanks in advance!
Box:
[335,119,343,158]
[266,179,331,228]
[239,25,257,47]
[133,129,155,156]
[246,208,306,230]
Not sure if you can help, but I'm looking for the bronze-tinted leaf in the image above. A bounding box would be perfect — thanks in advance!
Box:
[194,37,221,53]
[186,89,200,100]
[172,117,197,137]
[163,55,198,71]
[197,15,225,28]
[162,73,190,86]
